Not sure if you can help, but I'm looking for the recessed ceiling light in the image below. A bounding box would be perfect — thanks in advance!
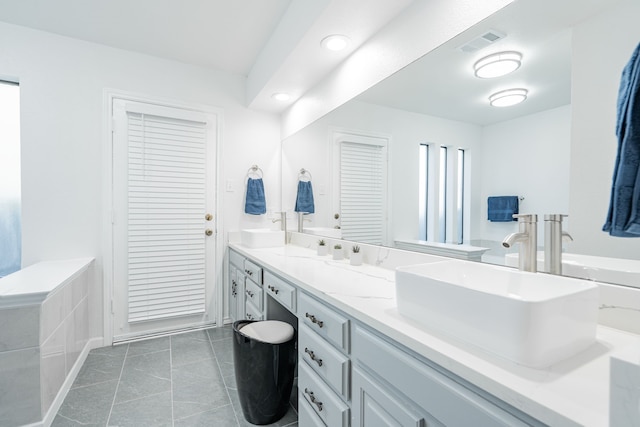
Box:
[489,88,528,107]
[272,92,291,102]
[474,51,522,79]
[321,34,350,52]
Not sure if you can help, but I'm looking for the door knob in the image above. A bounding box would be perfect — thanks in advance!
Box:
[205,229,213,236]
[205,213,213,221]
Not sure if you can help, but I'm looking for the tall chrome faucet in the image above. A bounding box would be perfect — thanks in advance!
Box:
[272,212,287,231]
[502,214,538,272]
[296,212,311,232]
[544,214,573,275]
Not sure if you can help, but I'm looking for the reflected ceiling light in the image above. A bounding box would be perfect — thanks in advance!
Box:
[489,88,528,107]
[321,34,350,51]
[474,51,522,78]
[272,92,291,101]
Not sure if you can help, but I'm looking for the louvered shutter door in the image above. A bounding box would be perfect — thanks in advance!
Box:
[340,141,386,244]
[127,112,207,323]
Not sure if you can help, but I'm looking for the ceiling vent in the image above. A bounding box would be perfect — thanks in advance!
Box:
[458,30,506,53]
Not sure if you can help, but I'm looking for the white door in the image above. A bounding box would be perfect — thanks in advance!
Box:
[111,98,217,342]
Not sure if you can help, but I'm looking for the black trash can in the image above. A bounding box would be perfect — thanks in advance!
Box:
[232,320,297,425]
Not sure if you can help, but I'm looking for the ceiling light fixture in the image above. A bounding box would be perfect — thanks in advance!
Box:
[321,34,350,52]
[474,51,522,78]
[272,92,291,102]
[489,88,528,107]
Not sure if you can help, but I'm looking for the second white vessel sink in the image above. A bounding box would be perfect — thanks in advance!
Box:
[396,260,599,368]
[240,229,285,248]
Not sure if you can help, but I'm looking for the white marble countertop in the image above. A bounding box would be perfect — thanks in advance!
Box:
[229,243,640,427]
[0,258,94,308]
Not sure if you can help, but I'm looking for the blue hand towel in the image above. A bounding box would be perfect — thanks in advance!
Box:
[603,42,640,237]
[294,181,315,214]
[487,196,519,222]
[245,178,266,215]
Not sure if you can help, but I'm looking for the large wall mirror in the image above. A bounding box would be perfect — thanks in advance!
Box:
[282,0,640,288]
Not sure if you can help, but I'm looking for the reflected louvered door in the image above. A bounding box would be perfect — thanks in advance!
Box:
[339,136,388,245]
[112,99,217,341]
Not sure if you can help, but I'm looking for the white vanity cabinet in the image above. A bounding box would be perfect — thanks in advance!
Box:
[352,325,535,427]
[228,251,245,322]
[228,249,263,322]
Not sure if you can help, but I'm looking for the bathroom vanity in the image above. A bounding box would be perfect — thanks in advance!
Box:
[227,237,639,426]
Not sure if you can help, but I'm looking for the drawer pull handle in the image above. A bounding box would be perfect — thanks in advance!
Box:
[268,285,280,295]
[304,347,323,367]
[246,313,253,320]
[246,290,254,297]
[305,312,324,328]
[304,388,323,412]
[245,269,253,276]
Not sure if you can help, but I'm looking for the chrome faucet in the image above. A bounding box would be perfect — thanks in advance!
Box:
[272,212,287,231]
[544,214,573,275]
[296,212,311,232]
[502,214,538,272]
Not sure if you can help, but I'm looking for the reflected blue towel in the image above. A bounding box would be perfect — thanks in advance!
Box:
[244,178,266,215]
[604,42,640,237]
[294,181,315,214]
[487,196,519,222]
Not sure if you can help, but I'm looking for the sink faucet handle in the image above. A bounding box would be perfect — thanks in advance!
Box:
[513,213,538,223]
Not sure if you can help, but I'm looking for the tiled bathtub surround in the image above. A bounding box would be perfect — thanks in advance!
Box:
[0,258,95,426]
[52,327,298,427]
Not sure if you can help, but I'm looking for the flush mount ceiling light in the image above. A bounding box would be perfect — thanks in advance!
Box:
[271,92,291,102]
[489,88,528,107]
[474,51,522,78]
[321,34,350,52]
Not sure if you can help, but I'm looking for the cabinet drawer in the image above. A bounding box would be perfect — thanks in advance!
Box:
[243,259,262,284]
[299,323,349,400]
[353,325,530,427]
[229,250,245,269]
[298,392,327,427]
[244,299,263,321]
[299,293,349,352]
[263,270,296,311]
[299,361,350,427]
[245,278,263,310]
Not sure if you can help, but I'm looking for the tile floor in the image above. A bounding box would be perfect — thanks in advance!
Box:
[52,326,298,427]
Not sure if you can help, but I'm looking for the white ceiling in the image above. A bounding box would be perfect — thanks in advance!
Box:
[356,0,623,126]
[0,0,413,113]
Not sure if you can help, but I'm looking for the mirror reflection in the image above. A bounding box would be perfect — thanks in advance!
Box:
[282,0,640,288]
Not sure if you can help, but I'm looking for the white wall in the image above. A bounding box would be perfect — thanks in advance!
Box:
[0,22,281,337]
[570,0,640,260]
[478,105,571,245]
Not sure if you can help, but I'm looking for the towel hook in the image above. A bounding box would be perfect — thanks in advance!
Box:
[247,164,263,179]
[298,168,312,181]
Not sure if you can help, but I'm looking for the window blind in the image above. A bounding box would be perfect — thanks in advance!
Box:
[127,112,207,323]
[340,141,386,244]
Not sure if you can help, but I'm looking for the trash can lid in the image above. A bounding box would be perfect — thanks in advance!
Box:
[240,320,294,344]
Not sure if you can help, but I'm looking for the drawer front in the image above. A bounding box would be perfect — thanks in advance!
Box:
[229,250,245,268]
[244,299,263,321]
[245,278,263,310]
[298,392,327,427]
[353,325,530,427]
[263,270,297,311]
[298,361,350,427]
[243,259,263,284]
[299,293,349,352]
[299,324,350,400]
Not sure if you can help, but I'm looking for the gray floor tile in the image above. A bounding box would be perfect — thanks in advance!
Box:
[114,349,171,403]
[172,357,223,389]
[174,404,239,427]
[171,331,216,367]
[108,391,173,427]
[127,336,170,357]
[172,376,231,419]
[71,347,126,388]
[53,379,118,426]
[212,337,235,378]
[207,325,234,342]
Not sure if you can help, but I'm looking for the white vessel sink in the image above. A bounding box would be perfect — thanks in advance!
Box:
[505,251,640,287]
[240,229,285,248]
[396,260,599,368]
